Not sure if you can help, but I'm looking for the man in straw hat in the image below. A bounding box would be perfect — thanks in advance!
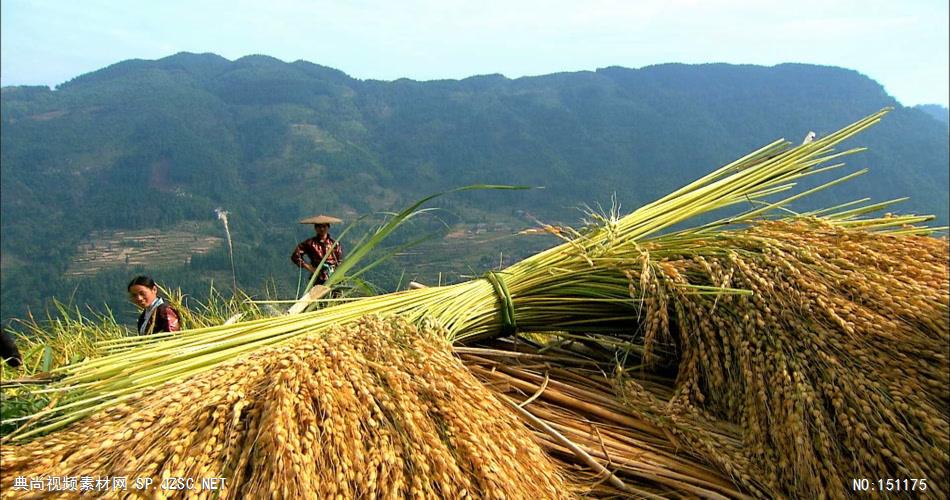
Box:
[291,215,344,286]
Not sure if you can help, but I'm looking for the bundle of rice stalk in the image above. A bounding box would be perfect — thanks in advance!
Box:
[0,110,940,438]
[4,108,948,500]
[3,108,941,445]
[0,317,576,499]
[459,345,762,499]
[460,211,949,498]
[616,218,949,498]
[3,106,944,450]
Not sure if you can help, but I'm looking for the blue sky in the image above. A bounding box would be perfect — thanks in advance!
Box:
[1,0,947,106]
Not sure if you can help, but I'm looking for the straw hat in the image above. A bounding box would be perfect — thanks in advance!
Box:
[299,214,343,225]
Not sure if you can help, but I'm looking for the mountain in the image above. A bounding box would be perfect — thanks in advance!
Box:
[914,104,949,125]
[2,53,948,321]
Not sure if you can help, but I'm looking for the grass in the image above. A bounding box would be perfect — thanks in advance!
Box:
[1,302,124,436]
[0,285,274,436]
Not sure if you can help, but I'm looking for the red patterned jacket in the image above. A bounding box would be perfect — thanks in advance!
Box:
[291,236,344,284]
[137,300,181,335]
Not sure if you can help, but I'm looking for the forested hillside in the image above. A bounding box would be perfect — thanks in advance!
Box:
[2,53,947,321]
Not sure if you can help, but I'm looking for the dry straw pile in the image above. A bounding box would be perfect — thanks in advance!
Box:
[0,317,574,499]
[461,346,753,499]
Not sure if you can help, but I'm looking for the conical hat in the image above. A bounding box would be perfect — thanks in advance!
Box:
[299,214,343,224]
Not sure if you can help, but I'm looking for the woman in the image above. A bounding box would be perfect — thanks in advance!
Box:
[127,276,181,335]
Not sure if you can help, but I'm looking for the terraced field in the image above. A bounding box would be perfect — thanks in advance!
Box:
[67,224,223,277]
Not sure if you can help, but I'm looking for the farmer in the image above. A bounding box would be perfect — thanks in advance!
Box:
[127,275,181,335]
[290,215,344,286]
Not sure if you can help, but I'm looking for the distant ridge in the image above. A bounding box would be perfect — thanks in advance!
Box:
[914,104,949,125]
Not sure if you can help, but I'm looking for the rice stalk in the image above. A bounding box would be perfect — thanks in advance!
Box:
[4,108,931,441]
[0,317,576,499]
[3,108,947,499]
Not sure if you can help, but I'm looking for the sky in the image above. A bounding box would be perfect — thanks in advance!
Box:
[1,0,948,107]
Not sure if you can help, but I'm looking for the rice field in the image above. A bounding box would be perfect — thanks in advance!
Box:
[65,224,222,277]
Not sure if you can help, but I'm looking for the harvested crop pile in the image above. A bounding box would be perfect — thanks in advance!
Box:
[460,346,757,499]
[12,110,913,444]
[634,219,949,497]
[0,317,575,499]
[466,218,949,498]
[4,109,948,498]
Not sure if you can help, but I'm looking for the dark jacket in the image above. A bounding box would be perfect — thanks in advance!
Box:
[1,329,23,368]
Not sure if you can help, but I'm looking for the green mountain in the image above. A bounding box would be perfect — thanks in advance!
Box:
[2,53,948,322]
[914,104,949,125]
